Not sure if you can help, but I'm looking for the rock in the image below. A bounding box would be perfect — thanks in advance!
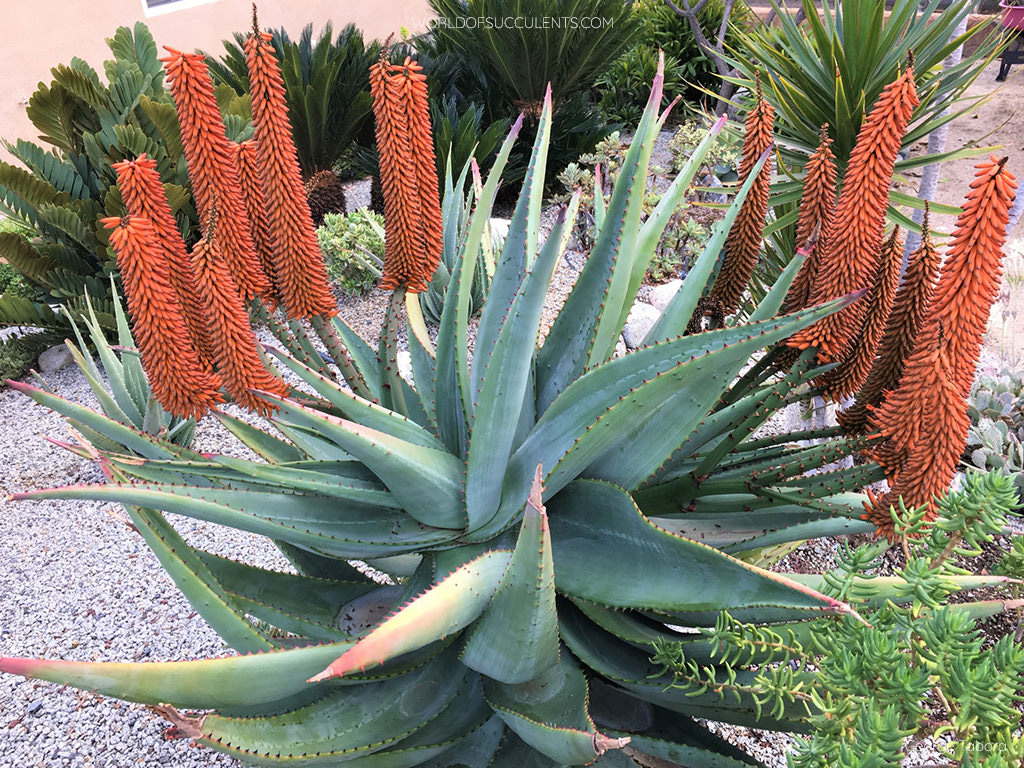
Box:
[614,338,627,358]
[396,350,412,383]
[622,302,661,349]
[37,344,72,374]
[698,173,728,204]
[648,279,682,312]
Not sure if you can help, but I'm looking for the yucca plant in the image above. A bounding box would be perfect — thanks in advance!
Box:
[0,22,250,334]
[2,49,1015,767]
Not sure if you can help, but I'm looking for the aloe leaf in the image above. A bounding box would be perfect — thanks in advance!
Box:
[0,641,355,709]
[310,550,512,681]
[435,115,524,451]
[192,550,378,641]
[268,347,445,451]
[643,148,771,346]
[483,651,622,766]
[212,410,304,463]
[589,65,668,366]
[461,466,559,683]
[329,313,382,399]
[343,677,497,768]
[416,713,505,768]
[16,483,456,559]
[406,292,438,426]
[8,381,182,460]
[534,72,664,413]
[465,203,568,532]
[548,479,851,616]
[472,89,551,398]
[262,393,466,530]
[582,303,850,492]
[201,646,466,765]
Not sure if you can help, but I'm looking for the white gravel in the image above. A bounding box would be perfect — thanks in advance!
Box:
[0,363,288,767]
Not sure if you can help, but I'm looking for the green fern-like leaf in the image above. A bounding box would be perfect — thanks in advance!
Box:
[0,233,56,285]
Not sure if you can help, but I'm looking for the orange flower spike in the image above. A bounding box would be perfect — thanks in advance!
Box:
[189,234,288,415]
[399,57,444,277]
[784,124,837,313]
[926,155,1016,396]
[231,139,279,302]
[111,154,218,366]
[824,226,903,401]
[160,47,271,301]
[244,14,337,319]
[862,340,970,539]
[709,75,774,313]
[100,216,222,420]
[840,208,941,433]
[791,63,919,362]
[370,49,444,293]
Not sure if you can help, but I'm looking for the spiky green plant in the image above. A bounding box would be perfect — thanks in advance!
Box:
[2,67,1009,767]
[0,22,250,333]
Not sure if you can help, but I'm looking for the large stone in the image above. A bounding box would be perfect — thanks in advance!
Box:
[621,302,661,349]
[396,349,413,383]
[37,344,72,374]
[647,279,683,312]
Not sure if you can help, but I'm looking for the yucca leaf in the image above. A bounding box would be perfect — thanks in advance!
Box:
[461,466,559,683]
[310,551,512,681]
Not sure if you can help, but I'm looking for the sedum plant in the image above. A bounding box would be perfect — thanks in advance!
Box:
[1,40,1016,767]
[654,472,1024,767]
[317,210,385,297]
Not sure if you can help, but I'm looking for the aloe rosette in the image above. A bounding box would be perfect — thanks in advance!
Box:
[4,64,1008,767]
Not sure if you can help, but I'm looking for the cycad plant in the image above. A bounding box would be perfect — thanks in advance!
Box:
[1,34,1016,768]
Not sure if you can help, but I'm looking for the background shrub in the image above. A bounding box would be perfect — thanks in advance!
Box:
[316,210,384,296]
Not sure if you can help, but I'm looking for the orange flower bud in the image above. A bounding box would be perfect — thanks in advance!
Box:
[244,20,337,318]
[840,211,940,433]
[231,139,280,304]
[100,216,222,420]
[369,50,443,293]
[784,124,836,313]
[823,226,903,401]
[161,48,271,302]
[790,65,919,362]
[189,235,288,415]
[709,78,774,314]
[111,154,218,366]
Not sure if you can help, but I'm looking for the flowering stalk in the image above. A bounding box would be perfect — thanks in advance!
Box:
[100,216,222,420]
[839,208,941,433]
[869,156,1016,475]
[231,139,279,303]
[369,49,443,293]
[161,48,270,301]
[190,231,288,416]
[823,226,903,401]
[112,154,218,366]
[709,76,774,314]
[862,338,969,538]
[790,62,919,364]
[783,124,837,313]
[244,12,337,318]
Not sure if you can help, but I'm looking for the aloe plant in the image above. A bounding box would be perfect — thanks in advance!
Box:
[3,65,1011,767]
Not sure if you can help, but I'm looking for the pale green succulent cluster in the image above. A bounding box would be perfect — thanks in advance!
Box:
[3,68,1014,767]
